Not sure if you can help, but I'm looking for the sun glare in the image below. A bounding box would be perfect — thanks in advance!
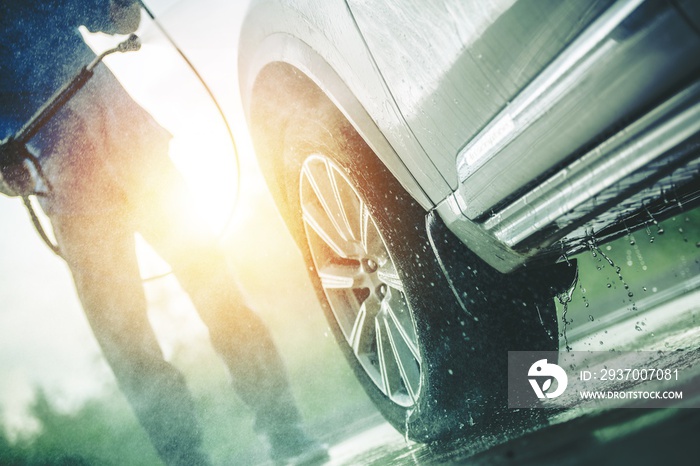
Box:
[80,16,238,236]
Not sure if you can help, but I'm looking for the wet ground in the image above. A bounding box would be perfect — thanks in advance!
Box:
[325,402,699,465]
[319,286,700,466]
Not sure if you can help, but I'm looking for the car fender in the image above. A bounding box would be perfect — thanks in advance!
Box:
[238,0,453,210]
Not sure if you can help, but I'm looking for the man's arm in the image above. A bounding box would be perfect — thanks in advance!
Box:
[83,0,140,35]
[107,0,141,34]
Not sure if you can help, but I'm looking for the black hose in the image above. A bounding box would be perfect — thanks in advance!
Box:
[137,1,242,282]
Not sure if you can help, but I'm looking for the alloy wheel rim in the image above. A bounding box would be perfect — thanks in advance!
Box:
[300,154,421,408]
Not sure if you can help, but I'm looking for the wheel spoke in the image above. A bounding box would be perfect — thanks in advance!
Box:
[349,296,379,357]
[325,289,361,342]
[377,261,404,294]
[318,262,361,289]
[330,165,363,243]
[302,201,352,258]
[302,159,357,243]
[383,313,420,405]
[383,290,420,363]
[349,301,368,356]
[375,316,398,396]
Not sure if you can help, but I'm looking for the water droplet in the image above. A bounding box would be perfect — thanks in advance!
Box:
[635,325,643,332]
[599,341,604,345]
[607,283,612,288]
[588,315,594,321]
[561,245,572,267]
[628,291,634,297]
[404,416,411,444]
[558,276,578,353]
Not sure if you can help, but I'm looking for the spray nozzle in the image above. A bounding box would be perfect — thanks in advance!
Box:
[117,34,142,53]
[88,34,142,70]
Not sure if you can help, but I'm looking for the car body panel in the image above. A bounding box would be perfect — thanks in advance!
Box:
[345,0,614,190]
[348,0,700,217]
[454,0,700,219]
[238,0,453,209]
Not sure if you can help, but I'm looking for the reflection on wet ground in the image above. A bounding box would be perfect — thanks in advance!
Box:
[328,402,699,465]
[323,286,700,466]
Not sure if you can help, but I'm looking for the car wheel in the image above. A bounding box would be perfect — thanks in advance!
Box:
[280,106,571,442]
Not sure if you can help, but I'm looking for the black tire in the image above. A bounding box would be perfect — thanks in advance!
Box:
[278,104,572,442]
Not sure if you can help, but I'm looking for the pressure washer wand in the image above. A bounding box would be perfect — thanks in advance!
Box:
[0,34,142,256]
[12,34,141,145]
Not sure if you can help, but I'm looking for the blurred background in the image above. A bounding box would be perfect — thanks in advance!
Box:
[0,1,378,464]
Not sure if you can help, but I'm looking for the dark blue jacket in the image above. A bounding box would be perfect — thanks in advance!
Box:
[0,0,118,139]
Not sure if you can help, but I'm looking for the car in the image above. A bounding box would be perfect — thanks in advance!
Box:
[122,0,700,443]
[232,0,700,442]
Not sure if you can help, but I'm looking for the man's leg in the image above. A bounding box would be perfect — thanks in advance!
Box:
[138,207,301,429]
[49,213,211,466]
[135,171,327,461]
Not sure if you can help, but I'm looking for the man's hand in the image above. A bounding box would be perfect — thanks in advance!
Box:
[0,140,35,197]
[0,172,18,197]
[108,0,141,35]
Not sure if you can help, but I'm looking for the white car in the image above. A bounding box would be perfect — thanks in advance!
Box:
[153,0,700,442]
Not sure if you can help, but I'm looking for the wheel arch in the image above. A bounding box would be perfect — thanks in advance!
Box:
[239,30,434,229]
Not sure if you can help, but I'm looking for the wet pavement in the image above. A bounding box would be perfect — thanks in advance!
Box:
[320,287,700,466]
[324,402,700,466]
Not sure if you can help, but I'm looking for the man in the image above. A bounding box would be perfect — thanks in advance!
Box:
[0,1,328,464]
